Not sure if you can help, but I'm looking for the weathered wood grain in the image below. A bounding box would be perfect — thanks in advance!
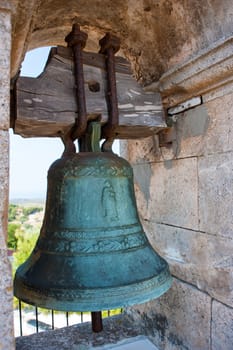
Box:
[13,46,166,139]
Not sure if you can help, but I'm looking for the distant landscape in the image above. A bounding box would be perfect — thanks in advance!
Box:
[10,198,45,206]
[8,200,44,283]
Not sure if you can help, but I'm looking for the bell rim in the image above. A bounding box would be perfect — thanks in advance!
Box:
[14,267,172,312]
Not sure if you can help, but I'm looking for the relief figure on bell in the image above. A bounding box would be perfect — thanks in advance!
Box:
[101,180,118,221]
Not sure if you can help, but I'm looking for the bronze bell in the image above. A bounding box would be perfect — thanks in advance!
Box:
[14,123,172,313]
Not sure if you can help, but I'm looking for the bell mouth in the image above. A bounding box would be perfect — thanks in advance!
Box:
[14,264,172,312]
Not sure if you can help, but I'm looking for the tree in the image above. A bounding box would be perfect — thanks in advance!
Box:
[8,204,18,222]
[13,227,39,274]
[7,223,20,250]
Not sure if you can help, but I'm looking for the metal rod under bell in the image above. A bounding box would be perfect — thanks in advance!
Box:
[91,311,103,332]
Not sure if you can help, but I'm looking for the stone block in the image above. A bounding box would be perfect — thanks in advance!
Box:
[199,151,233,239]
[0,92,10,130]
[127,104,210,164]
[0,130,9,244]
[0,11,11,54]
[143,221,233,308]
[0,51,11,72]
[128,278,211,350]
[160,104,210,161]
[119,140,129,160]
[0,249,14,350]
[172,104,209,158]
[0,62,10,129]
[212,300,233,350]
[133,162,152,220]
[0,11,11,130]
[0,65,10,85]
[127,136,160,165]
[168,90,233,159]
[134,157,198,230]
[128,92,233,164]
[203,92,233,155]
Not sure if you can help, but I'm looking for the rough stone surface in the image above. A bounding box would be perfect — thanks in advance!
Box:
[169,105,210,159]
[126,89,233,165]
[0,9,13,350]
[0,12,11,53]
[16,315,142,350]
[9,0,233,82]
[134,157,198,230]
[128,91,233,163]
[212,300,233,350]
[203,92,233,155]
[0,249,15,350]
[127,278,211,350]
[126,137,160,165]
[0,88,10,130]
[199,151,233,239]
[143,221,233,308]
[128,104,210,163]
[152,34,233,107]
[0,11,11,130]
[0,130,9,244]
[0,1,15,11]
[94,336,159,350]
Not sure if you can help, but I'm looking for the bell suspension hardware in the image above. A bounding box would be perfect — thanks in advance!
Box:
[65,23,88,143]
[13,24,172,335]
[99,32,120,151]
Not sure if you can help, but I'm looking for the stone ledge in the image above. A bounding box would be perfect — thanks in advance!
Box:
[145,35,233,107]
[94,336,159,349]
[16,315,144,350]
[127,278,211,350]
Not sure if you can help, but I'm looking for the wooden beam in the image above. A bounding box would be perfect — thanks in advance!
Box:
[13,46,167,139]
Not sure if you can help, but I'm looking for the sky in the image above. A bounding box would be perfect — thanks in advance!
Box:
[10,47,68,199]
[9,47,119,199]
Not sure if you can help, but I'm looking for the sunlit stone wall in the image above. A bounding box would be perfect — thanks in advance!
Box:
[126,60,233,350]
[0,4,15,350]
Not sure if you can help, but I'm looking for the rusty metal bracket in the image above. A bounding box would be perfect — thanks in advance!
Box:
[99,33,120,148]
[64,26,121,153]
[158,114,176,147]
[65,24,88,141]
[159,96,202,147]
[61,133,76,157]
[158,126,176,147]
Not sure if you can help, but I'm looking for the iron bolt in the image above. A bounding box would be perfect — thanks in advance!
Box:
[99,32,120,55]
[65,23,88,49]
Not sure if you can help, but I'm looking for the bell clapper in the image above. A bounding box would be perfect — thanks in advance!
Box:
[91,311,103,333]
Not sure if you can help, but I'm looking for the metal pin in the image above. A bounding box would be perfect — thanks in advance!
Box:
[91,311,103,333]
[19,299,23,336]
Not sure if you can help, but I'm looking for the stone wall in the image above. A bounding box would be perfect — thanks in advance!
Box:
[126,81,233,349]
[0,6,15,350]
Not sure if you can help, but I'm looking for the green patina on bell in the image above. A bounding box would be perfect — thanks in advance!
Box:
[14,124,172,311]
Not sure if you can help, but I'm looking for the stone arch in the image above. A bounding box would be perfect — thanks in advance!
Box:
[11,0,233,84]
